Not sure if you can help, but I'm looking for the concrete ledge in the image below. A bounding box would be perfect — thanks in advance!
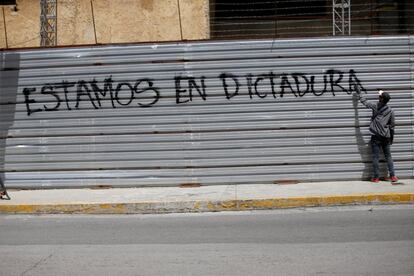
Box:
[1,193,413,214]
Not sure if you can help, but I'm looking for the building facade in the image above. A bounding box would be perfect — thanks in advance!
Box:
[1,0,413,49]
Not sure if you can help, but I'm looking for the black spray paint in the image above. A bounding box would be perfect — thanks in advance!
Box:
[23,69,365,116]
[23,77,160,116]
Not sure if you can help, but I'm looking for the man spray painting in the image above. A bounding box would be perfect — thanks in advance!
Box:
[354,87,398,183]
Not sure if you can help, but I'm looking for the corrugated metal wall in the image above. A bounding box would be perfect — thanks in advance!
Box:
[1,36,413,189]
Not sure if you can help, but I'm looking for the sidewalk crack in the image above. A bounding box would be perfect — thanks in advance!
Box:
[21,252,54,276]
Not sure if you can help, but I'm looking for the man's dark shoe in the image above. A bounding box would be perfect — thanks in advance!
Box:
[0,190,10,200]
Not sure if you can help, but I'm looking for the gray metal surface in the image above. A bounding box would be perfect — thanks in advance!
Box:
[1,36,413,188]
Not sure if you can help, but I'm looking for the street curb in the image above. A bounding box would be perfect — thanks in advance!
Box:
[1,193,414,214]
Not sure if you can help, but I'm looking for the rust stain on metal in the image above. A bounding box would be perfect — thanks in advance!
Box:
[179,183,201,188]
[90,185,112,189]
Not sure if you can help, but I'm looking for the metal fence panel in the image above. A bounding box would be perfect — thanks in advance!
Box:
[1,36,413,188]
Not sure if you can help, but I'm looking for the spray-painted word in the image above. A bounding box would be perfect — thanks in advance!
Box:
[23,77,160,116]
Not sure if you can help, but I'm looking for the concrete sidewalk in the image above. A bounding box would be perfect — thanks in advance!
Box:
[0,179,413,214]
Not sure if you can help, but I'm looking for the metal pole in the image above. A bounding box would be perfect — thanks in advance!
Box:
[349,0,351,35]
[332,0,335,35]
[2,7,8,48]
[342,0,345,34]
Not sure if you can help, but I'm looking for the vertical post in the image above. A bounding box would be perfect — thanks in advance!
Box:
[90,0,98,44]
[342,0,345,34]
[332,0,336,36]
[273,0,277,38]
[55,0,57,45]
[177,0,183,40]
[348,0,351,35]
[2,7,8,48]
[333,0,351,36]
[40,0,57,46]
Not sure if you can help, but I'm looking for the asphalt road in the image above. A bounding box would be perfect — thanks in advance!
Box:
[0,205,413,276]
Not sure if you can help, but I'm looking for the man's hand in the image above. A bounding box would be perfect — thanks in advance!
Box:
[353,84,361,95]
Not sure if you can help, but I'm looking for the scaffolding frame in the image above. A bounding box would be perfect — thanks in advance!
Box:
[40,0,57,46]
[333,0,351,36]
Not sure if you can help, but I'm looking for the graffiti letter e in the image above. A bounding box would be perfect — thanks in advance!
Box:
[23,88,42,116]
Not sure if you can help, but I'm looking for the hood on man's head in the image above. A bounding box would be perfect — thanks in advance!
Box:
[378,89,391,104]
